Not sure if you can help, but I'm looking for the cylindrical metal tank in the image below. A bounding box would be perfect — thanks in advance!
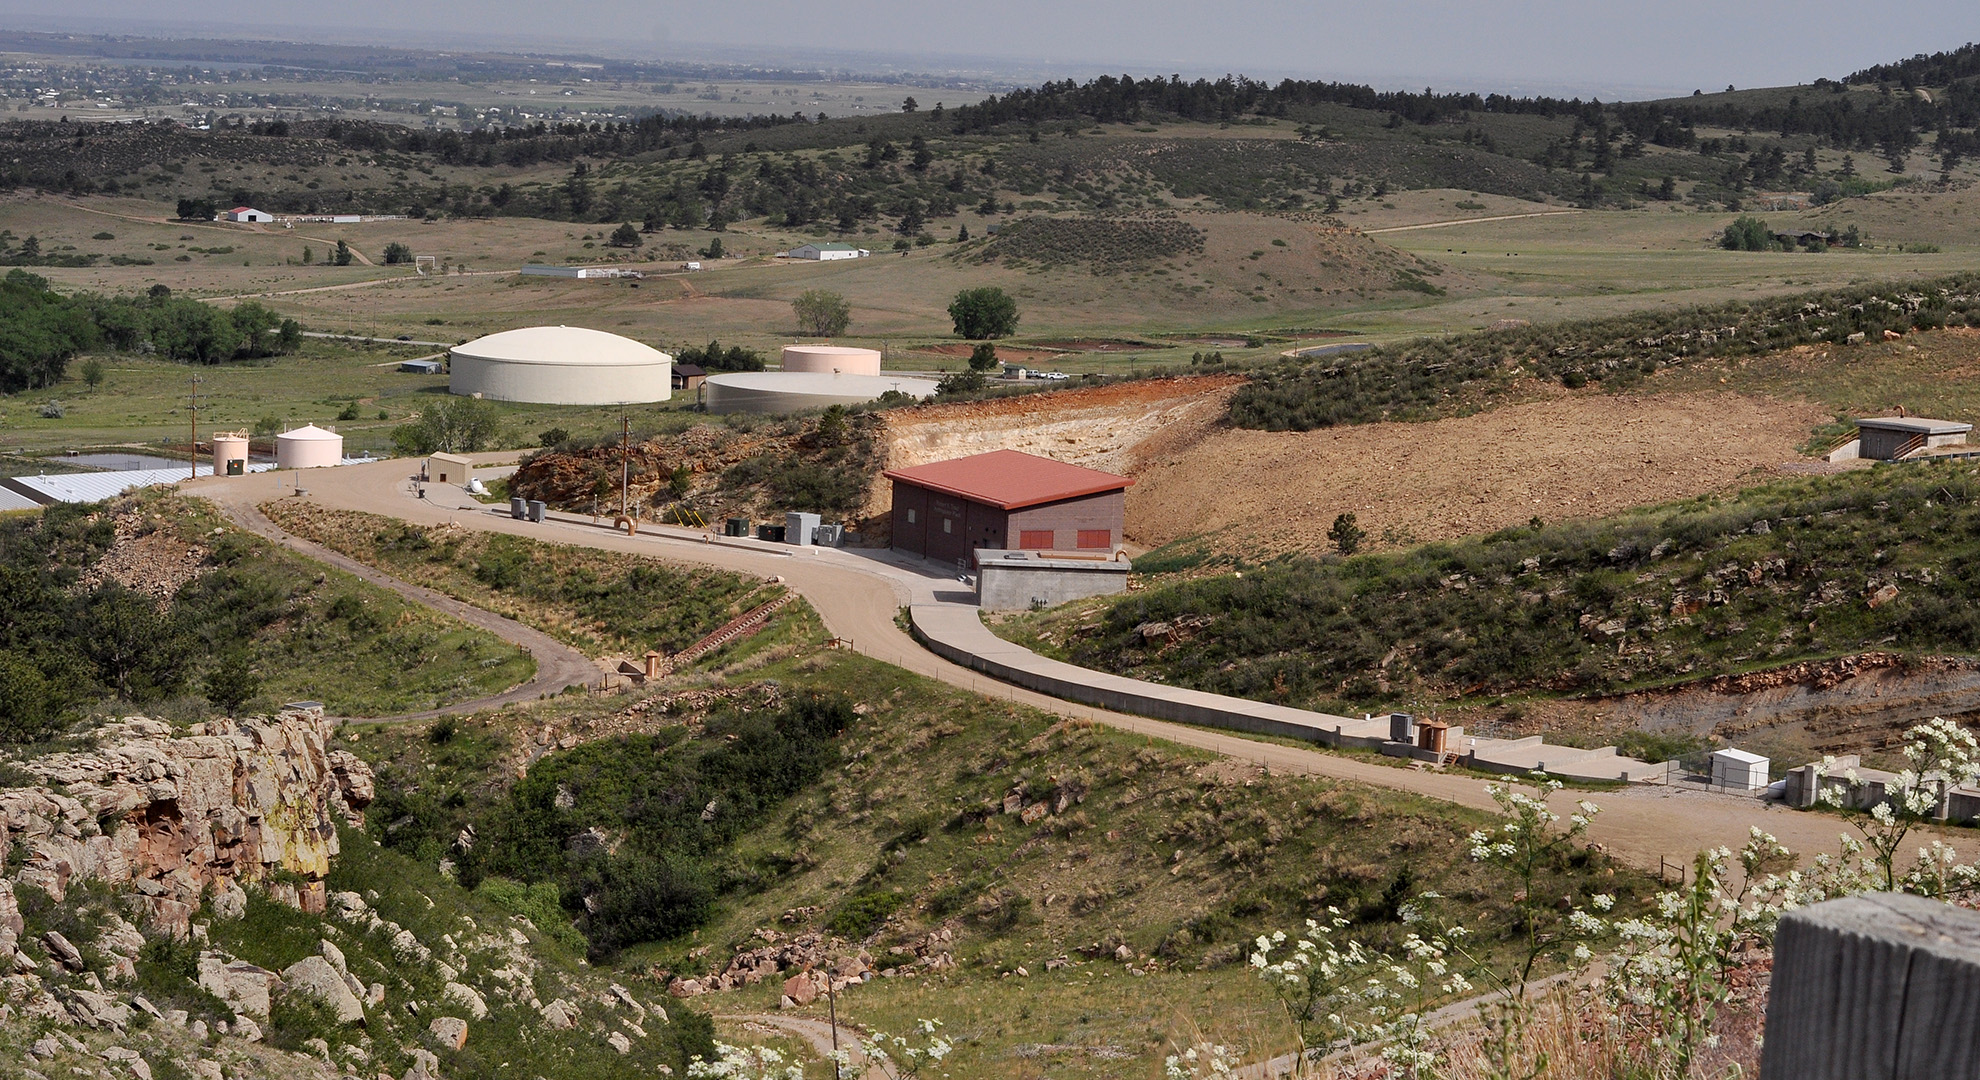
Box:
[449,326,673,405]
[781,345,882,376]
[211,432,250,477]
[702,371,939,414]
[274,424,344,469]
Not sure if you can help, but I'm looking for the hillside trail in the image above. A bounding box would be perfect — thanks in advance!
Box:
[1363,210,1583,233]
[722,1013,882,1079]
[213,495,599,722]
[186,460,1957,879]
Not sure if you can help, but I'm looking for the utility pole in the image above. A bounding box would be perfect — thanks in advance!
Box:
[189,372,201,482]
[827,976,841,1080]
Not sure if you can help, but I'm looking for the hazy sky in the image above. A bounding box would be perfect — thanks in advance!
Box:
[7,1,1979,99]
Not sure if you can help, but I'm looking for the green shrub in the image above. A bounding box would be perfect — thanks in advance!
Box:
[828,889,906,939]
[473,877,586,952]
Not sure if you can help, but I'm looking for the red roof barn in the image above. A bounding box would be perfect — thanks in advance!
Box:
[883,449,1132,566]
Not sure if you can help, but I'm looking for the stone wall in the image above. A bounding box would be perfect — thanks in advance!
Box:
[0,707,373,942]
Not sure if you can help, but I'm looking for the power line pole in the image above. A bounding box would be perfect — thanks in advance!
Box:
[189,372,201,482]
[620,411,632,523]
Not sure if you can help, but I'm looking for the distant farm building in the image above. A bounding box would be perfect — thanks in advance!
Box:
[884,449,1132,566]
[1852,416,1973,460]
[398,358,443,374]
[671,363,707,392]
[224,207,273,222]
[519,265,644,279]
[789,243,869,261]
[449,326,672,405]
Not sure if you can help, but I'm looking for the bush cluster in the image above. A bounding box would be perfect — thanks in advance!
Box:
[972,216,1204,273]
[1230,273,1980,431]
[454,693,853,959]
[1057,463,1980,709]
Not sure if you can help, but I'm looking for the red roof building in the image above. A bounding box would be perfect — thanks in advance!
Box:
[883,449,1132,565]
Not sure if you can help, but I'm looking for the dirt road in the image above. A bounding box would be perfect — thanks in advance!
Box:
[186,460,1942,876]
[1364,210,1583,234]
[219,496,600,720]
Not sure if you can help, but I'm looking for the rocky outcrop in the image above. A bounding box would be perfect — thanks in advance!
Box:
[280,955,365,1024]
[0,708,374,937]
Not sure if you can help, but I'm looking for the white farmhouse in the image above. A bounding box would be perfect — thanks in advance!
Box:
[789,243,870,261]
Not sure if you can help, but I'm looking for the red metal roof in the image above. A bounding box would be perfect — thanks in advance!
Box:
[883,449,1132,510]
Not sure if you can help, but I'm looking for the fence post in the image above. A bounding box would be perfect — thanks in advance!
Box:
[1761,892,1980,1079]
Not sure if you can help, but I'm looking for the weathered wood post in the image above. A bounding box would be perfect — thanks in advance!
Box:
[1762,892,1980,1079]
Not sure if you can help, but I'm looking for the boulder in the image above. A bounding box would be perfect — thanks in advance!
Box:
[64,988,133,1029]
[607,1030,632,1054]
[41,931,84,971]
[198,956,279,1017]
[231,1016,262,1042]
[781,972,818,1007]
[443,981,488,1020]
[428,1015,468,1051]
[281,955,365,1024]
[541,998,575,1029]
[319,939,347,974]
[211,883,247,921]
[401,1047,439,1080]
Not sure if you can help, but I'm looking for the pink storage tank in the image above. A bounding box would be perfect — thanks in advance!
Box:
[275,424,344,469]
[210,432,250,477]
[781,345,882,376]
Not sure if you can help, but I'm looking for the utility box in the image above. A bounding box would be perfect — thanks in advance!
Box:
[726,517,748,537]
[510,497,527,519]
[1416,720,1451,755]
[785,512,821,546]
[813,523,843,547]
[526,500,546,523]
[1712,748,1770,793]
[1389,712,1416,743]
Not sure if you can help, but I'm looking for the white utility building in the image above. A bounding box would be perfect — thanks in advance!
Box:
[789,243,870,261]
[1711,748,1770,793]
[780,345,883,376]
[449,326,673,405]
[275,424,344,469]
[224,207,273,222]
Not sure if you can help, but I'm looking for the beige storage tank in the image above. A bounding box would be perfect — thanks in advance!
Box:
[780,344,882,376]
[702,371,939,414]
[211,432,251,477]
[450,326,672,405]
[275,424,344,469]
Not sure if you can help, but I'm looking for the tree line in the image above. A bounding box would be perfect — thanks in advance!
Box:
[0,273,301,392]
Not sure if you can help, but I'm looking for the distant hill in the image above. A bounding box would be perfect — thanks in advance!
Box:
[1,38,1974,249]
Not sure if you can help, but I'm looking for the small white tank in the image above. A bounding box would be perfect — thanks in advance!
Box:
[275,424,344,469]
[211,432,250,477]
[781,345,882,376]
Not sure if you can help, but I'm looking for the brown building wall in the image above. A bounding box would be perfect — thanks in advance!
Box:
[1006,490,1125,551]
[891,481,1124,562]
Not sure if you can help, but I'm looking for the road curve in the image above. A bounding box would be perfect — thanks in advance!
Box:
[185,459,1941,874]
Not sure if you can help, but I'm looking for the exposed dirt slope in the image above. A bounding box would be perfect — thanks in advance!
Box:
[871,376,1242,520]
[1127,390,1832,556]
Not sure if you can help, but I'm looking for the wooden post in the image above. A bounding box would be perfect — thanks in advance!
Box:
[1761,892,1980,1079]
